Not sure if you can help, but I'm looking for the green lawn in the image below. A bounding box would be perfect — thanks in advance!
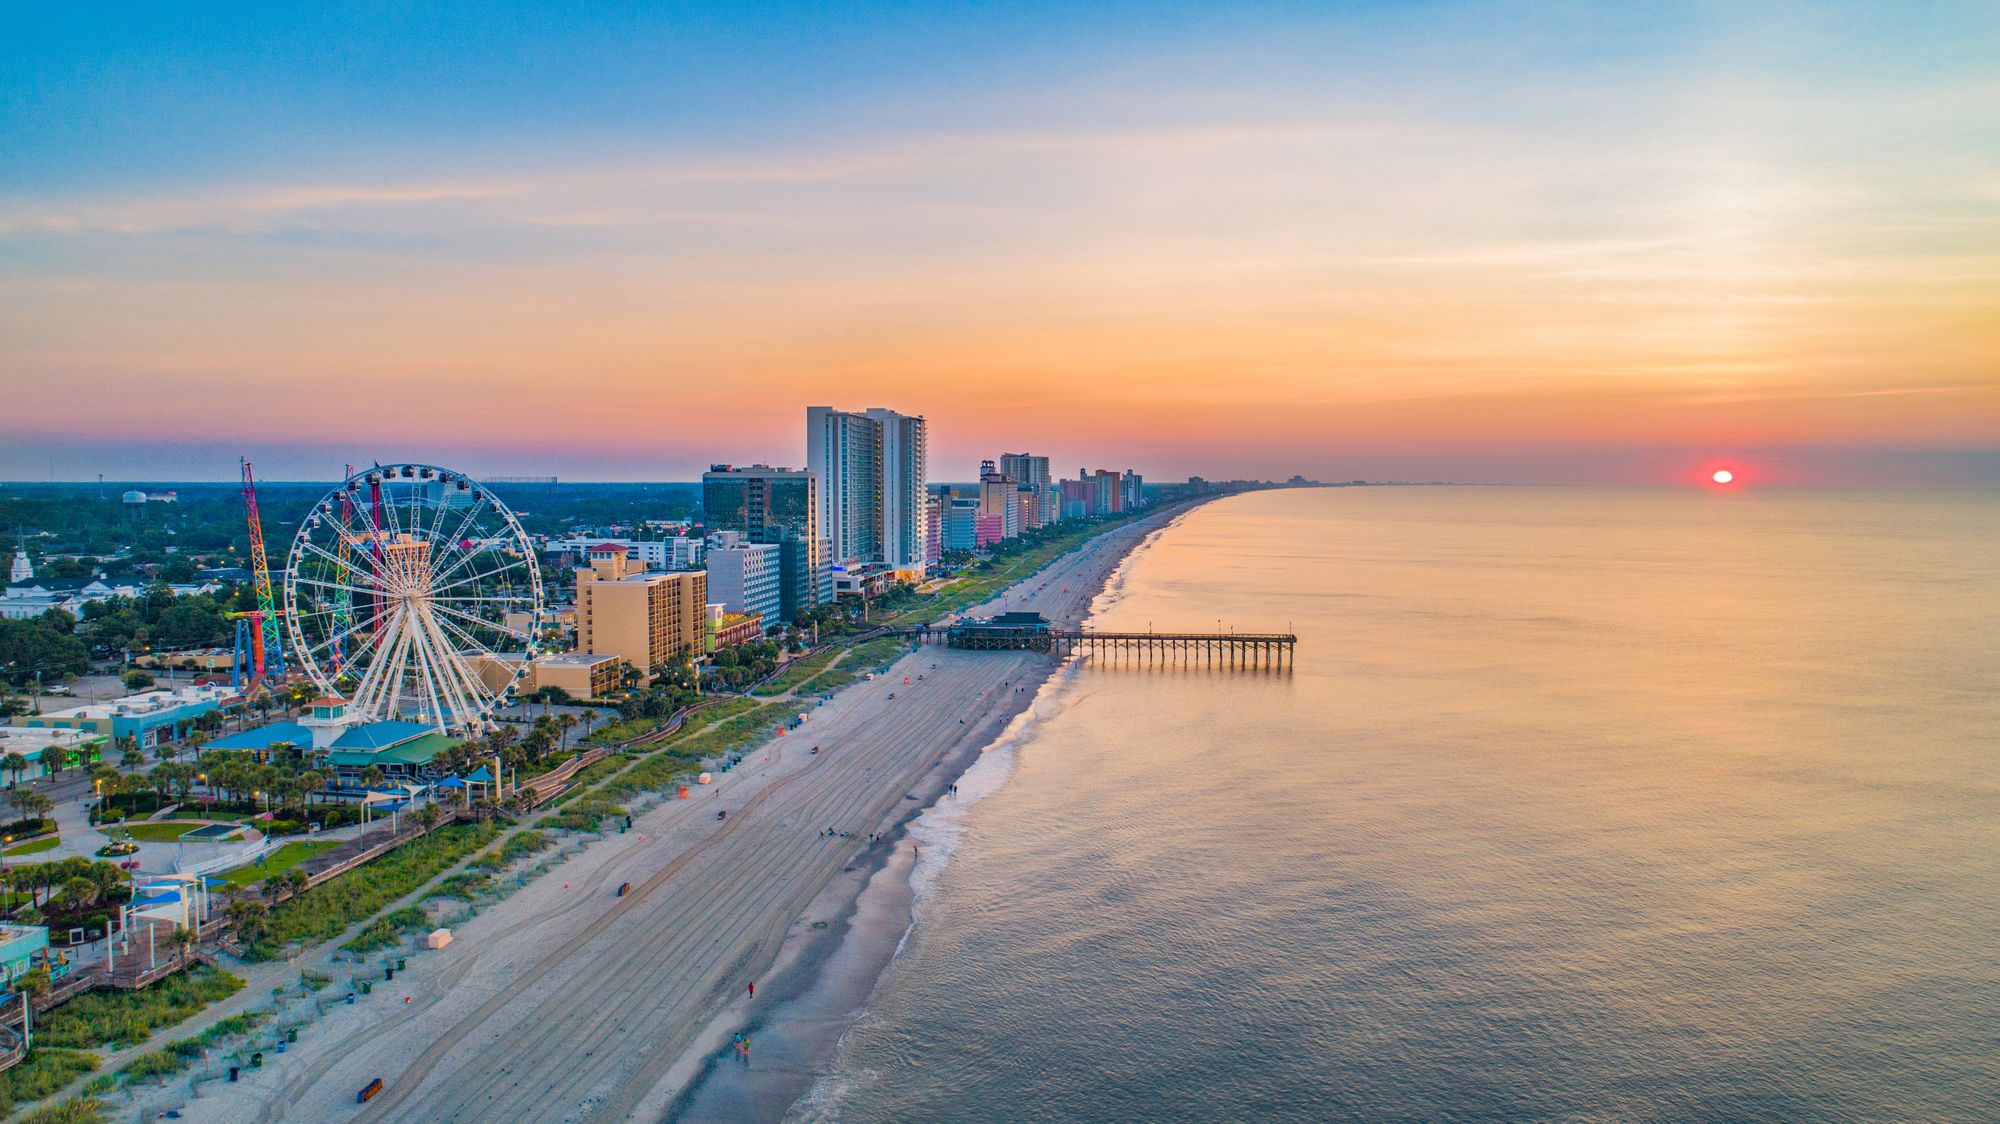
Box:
[4,836,60,856]
[112,822,230,843]
[213,839,338,889]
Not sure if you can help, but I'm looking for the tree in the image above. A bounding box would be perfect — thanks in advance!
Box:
[557,712,580,751]
[418,801,441,831]
[226,899,268,942]
[38,743,66,778]
[360,765,385,790]
[121,669,156,691]
[14,790,53,825]
[170,924,197,968]
[60,875,99,910]
[1,751,25,789]
[118,735,146,770]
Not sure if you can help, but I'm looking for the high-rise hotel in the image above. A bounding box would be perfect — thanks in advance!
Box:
[701,463,831,620]
[806,406,929,576]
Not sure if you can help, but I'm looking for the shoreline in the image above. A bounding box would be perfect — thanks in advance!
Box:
[662,505,1191,1122]
[114,502,1205,1124]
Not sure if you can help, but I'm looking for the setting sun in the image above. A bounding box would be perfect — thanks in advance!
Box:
[1712,469,1735,485]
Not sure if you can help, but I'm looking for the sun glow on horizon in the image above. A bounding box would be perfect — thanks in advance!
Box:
[1712,469,1735,485]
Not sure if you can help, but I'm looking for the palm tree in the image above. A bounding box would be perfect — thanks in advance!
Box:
[15,791,52,829]
[170,924,197,968]
[557,712,579,751]
[60,875,99,911]
[1,752,25,789]
[38,744,65,779]
[360,765,385,790]
[226,899,268,942]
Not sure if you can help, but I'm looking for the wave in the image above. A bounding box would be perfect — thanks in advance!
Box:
[790,521,1174,1121]
[791,652,1097,1121]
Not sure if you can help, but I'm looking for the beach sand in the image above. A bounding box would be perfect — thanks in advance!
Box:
[153,508,1183,1123]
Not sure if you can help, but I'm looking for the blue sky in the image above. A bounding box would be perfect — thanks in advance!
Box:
[3,1,1995,483]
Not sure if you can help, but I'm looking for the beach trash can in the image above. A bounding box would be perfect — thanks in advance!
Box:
[361,980,372,994]
[229,1066,239,1082]
[396,957,407,971]
[288,1028,298,1043]
[251,1052,263,1068]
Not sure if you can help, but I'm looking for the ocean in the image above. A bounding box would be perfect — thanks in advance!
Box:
[798,486,2000,1122]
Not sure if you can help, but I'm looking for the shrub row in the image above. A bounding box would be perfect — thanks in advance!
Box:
[342,906,430,954]
[242,820,502,961]
[33,966,243,1051]
[0,1049,97,1118]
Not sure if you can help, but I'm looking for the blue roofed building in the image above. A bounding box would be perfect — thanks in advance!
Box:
[208,698,460,791]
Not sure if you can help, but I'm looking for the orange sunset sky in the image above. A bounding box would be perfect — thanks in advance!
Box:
[2,2,1995,484]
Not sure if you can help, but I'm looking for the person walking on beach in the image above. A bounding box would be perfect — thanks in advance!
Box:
[748,981,755,998]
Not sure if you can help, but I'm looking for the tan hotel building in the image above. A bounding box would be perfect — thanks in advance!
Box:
[575,544,705,682]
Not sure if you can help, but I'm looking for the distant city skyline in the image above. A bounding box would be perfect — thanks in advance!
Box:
[4,3,1996,487]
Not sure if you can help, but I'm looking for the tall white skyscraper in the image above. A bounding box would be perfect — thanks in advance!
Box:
[806,406,929,571]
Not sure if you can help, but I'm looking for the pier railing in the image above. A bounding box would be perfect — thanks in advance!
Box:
[911,625,1297,669]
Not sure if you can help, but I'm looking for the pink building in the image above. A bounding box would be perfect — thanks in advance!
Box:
[975,513,1007,549]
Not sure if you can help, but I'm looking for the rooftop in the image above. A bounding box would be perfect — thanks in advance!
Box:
[23,684,239,722]
[536,652,618,668]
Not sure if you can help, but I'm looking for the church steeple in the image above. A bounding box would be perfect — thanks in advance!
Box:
[9,532,30,584]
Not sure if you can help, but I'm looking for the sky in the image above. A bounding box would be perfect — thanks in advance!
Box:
[2,1,1996,485]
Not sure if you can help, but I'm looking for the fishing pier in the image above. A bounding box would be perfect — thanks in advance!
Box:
[910,612,1297,670]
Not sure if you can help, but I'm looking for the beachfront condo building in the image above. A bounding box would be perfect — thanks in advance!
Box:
[575,545,706,681]
[1000,451,1059,530]
[806,406,929,575]
[979,460,1021,540]
[702,463,829,622]
[704,532,783,626]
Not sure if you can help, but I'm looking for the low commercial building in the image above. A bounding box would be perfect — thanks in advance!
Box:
[706,606,764,652]
[527,652,621,699]
[0,727,104,773]
[831,563,897,601]
[8,685,240,751]
[210,710,457,788]
[0,925,51,988]
[134,648,235,672]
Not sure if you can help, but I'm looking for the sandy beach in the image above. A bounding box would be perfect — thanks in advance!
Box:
[149,506,1185,1123]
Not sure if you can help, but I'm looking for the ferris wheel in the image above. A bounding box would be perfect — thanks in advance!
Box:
[283,464,546,733]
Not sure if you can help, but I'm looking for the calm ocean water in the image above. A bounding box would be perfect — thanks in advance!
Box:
[802,487,2000,1122]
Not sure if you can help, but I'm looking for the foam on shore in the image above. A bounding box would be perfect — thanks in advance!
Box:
[666,509,1185,1123]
